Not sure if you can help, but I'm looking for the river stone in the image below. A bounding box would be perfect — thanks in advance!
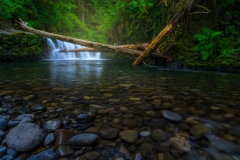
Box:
[162,110,182,121]
[140,131,151,137]
[168,136,191,152]
[0,146,7,158]
[83,151,100,160]
[56,145,74,157]
[44,119,61,131]
[119,130,138,143]
[26,149,58,160]
[68,133,98,148]
[0,118,7,131]
[76,113,91,123]
[30,105,47,112]
[44,133,55,147]
[6,123,44,152]
[122,118,138,128]
[0,155,14,160]
[99,127,120,140]
[190,124,210,137]
[14,114,34,121]
[55,129,76,145]
[151,129,166,142]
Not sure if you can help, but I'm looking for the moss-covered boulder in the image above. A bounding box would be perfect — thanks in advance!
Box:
[0,32,46,61]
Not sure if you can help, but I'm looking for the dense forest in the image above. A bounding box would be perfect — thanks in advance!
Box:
[0,0,240,67]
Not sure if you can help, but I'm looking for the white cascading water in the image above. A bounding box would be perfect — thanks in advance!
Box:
[46,38,101,60]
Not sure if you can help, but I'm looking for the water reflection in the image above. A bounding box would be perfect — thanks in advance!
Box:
[49,60,104,86]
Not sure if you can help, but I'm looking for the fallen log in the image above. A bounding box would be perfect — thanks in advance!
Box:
[133,0,202,65]
[60,47,98,52]
[60,43,149,53]
[16,19,168,60]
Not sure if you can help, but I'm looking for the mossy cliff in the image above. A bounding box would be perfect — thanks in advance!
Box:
[0,32,45,61]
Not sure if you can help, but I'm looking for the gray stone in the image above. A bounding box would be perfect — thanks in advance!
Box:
[44,119,61,131]
[0,146,7,158]
[83,151,100,160]
[14,114,34,121]
[162,110,182,121]
[0,155,14,160]
[44,133,55,147]
[6,123,44,152]
[0,118,7,131]
[68,133,98,148]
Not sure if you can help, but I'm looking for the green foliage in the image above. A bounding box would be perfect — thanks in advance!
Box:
[0,0,21,18]
[194,28,232,60]
[0,33,43,60]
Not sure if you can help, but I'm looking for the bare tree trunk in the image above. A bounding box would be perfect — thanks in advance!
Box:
[16,19,170,60]
[133,0,202,65]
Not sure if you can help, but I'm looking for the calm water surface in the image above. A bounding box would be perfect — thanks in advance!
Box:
[0,59,240,159]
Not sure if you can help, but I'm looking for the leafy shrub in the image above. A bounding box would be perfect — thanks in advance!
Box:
[194,28,232,60]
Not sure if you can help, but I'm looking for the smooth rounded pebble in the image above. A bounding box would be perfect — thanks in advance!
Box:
[68,133,98,148]
[162,110,182,121]
[6,123,44,152]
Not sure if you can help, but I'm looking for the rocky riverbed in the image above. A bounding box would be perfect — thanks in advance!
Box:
[1,86,240,160]
[0,60,240,160]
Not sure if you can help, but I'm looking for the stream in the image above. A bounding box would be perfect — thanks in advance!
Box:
[0,59,240,160]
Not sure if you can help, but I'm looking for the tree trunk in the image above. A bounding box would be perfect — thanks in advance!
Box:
[133,0,202,65]
[16,19,170,60]
[82,0,85,24]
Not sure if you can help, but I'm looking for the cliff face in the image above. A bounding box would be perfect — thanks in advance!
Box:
[0,17,46,61]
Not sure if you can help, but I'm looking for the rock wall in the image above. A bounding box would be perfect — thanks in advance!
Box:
[0,17,47,61]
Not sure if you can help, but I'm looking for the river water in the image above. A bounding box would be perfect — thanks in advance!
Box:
[0,59,240,159]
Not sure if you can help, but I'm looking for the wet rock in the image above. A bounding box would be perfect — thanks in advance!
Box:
[30,105,47,112]
[168,136,191,152]
[7,121,19,128]
[68,133,98,148]
[101,140,117,147]
[61,119,72,127]
[6,123,44,152]
[14,114,34,121]
[1,155,14,160]
[151,129,166,142]
[99,127,120,140]
[7,148,18,157]
[18,117,34,124]
[55,129,76,146]
[119,130,138,143]
[119,145,131,159]
[0,146,7,158]
[83,151,100,160]
[26,149,58,160]
[140,131,151,137]
[190,124,210,137]
[122,118,138,128]
[162,110,182,121]
[0,117,7,131]
[44,119,61,131]
[0,130,6,139]
[44,133,55,147]
[56,145,74,157]
[76,114,91,123]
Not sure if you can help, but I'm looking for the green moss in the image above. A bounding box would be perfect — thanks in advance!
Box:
[0,32,44,61]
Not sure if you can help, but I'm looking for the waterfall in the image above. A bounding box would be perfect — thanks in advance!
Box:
[46,38,101,60]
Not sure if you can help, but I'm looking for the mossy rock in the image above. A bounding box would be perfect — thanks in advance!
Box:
[0,32,46,61]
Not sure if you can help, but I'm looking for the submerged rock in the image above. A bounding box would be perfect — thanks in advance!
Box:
[68,133,98,148]
[162,110,182,121]
[6,123,44,152]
